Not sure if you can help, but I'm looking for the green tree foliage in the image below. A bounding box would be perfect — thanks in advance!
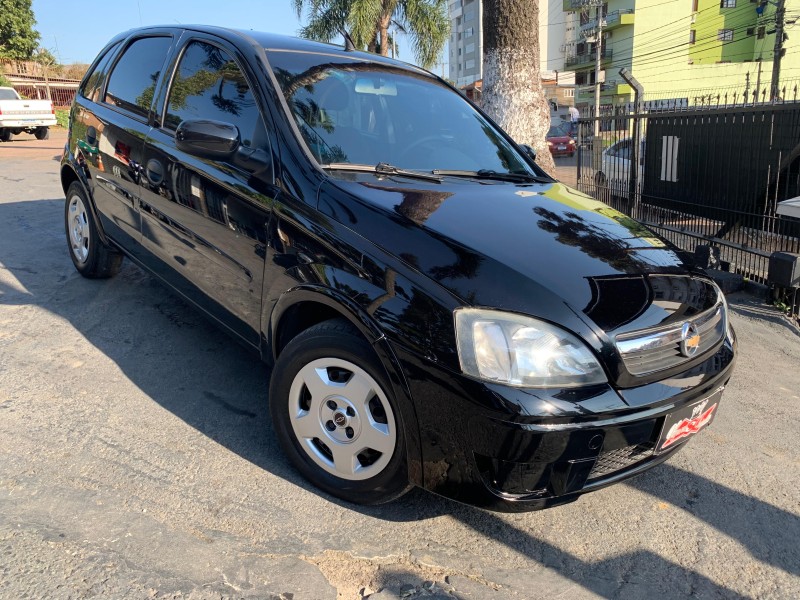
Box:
[292,0,449,70]
[0,0,41,59]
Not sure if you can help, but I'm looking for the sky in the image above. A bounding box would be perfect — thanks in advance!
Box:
[32,0,303,64]
[30,0,439,70]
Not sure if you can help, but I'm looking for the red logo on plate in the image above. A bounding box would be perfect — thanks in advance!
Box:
[660,404,718,450]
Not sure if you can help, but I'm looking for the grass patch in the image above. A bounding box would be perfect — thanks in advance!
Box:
[55,109,70,129]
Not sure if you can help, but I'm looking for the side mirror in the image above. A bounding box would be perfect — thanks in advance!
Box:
[520,144,537,162]
[176,119,240,159]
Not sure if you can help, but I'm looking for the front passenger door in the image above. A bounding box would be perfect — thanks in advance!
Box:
[139,38,277,346]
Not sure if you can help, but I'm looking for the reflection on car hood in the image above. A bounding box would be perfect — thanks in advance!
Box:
[320,176,705,335]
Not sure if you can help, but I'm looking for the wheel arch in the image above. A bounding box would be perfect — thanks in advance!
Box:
[60,163,112,247]
[266,285,424,486]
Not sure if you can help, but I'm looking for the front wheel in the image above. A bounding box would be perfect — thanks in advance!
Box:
[269,319,411,505]
[34,127,49,140]
[0,129,11,142]
[64,182,123,278]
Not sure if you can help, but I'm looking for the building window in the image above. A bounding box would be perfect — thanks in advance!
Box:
[757,26,766,39]
[465,59,475,70]
[465,27,474,38]
[466,42,475,53]
[718,29,734,41]
[720,0,736,6]
[689,30,696,44]
[564,88,575,98]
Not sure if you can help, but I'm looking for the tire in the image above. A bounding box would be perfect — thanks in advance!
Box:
[64,182,123,278]
[594,171,610,201]
[269,319,411,505]
[35,127,49,140]
[0,129,11,142]
[594,171,607,186]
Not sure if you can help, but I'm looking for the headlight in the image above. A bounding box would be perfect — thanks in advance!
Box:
[716,284,735,342]
[454,308,607,388]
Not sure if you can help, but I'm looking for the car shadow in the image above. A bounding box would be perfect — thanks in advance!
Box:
[0,199,794,597]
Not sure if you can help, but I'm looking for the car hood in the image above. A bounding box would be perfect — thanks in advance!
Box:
[319,176,709,336]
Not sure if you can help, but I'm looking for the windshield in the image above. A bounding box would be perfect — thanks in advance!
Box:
[267,50,535,176]
[0,88,20,100]
[547,124,570,138]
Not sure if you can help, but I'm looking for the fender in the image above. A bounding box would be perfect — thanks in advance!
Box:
[60,154,113,248]
[266,283,425,486]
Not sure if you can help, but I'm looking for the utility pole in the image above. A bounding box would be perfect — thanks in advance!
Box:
[756,60,763,100]
[593,4,604,137]
[770,0,786,101]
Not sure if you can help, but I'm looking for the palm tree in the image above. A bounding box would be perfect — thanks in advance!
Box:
[481,0,555,175]
[292,0,449,70]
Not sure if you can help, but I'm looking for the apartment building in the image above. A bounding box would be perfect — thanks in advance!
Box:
[562,0,800,108]
[447,0,577,89]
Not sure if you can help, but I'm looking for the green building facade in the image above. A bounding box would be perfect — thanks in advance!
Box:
[563,0,799,107]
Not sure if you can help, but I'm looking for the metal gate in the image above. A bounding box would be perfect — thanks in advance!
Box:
[576,99,800,285]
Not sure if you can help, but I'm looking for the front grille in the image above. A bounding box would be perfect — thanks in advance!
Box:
[615,302,726,376]
[588,442,655,480]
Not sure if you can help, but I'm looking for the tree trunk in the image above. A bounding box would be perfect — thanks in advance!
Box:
[378,13,392,56]
[482,0,555,176]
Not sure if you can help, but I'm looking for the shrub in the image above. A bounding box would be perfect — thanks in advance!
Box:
[55,109,69,129]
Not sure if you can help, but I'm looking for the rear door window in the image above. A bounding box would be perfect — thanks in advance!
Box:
[105,36,172,119]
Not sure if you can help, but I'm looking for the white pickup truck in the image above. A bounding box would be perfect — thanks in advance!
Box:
[0,86,57,141]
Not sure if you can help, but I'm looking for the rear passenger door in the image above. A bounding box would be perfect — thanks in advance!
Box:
[139,35,278,346]
[81,34,174,251]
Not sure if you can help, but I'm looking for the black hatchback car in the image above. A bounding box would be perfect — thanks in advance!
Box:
[60,26,736,512]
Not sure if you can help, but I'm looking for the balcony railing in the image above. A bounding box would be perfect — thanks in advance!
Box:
[579,10,635,35]
[565,48,613,69]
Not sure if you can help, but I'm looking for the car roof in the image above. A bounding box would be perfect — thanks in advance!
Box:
[111,25,428,75]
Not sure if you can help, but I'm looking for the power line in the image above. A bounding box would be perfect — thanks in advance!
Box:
[543,1,785,68]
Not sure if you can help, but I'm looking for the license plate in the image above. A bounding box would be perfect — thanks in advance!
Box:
[656,388,723,453]
[557,145,566,150]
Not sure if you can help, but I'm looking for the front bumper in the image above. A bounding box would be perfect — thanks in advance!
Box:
[398,335,735,512]
[548,146,575,156]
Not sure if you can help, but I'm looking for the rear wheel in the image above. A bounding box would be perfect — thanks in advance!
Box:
[64,182,123,278]
[0,129,11,142]
[269,319,411,505]
[34,127,49,140]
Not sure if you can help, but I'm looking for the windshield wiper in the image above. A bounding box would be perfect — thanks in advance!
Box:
[323,162,443,182]
[432,169,551,183]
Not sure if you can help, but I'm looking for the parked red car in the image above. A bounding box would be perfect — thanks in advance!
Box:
[547,123,576,157]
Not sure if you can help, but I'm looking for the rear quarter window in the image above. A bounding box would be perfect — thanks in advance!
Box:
[104,36,172,118]
[79,41,122,103]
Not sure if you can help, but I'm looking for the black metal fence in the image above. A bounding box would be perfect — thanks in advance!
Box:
[575,91,800,311]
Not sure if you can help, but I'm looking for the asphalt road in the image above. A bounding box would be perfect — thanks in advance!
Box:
[1,130,799,600]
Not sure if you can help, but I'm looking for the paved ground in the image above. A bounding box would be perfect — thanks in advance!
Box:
[1,129,799,599]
